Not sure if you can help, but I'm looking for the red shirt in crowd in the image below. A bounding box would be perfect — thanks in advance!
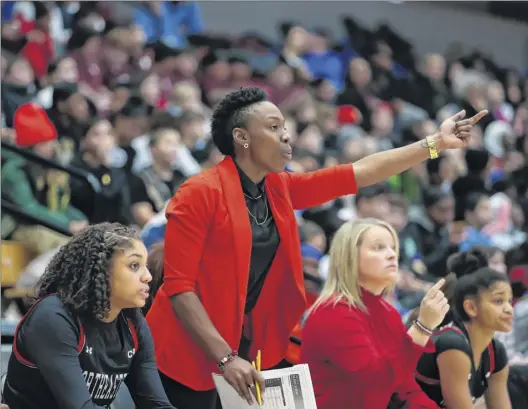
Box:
[301,290,439,409]
[23,31,55,79]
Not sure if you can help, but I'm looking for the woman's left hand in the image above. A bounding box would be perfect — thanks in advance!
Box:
[438,109,488,150]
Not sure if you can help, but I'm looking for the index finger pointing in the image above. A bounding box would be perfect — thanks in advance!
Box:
[470,110,489,125]
[429,278,446,293]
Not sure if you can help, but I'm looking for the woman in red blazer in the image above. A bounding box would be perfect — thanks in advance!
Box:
[146,86,488,409]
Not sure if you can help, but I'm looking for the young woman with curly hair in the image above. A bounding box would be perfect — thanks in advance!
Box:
[2,223,175,409]
[146,86,487,409]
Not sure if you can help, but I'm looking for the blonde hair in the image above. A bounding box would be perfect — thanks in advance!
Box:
[308,218,399,314]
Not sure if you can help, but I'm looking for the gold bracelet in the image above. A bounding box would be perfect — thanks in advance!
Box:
[425,136,439,160]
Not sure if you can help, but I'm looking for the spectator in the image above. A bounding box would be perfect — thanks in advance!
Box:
[279,25,312,83]
[129,127,187,227]
[302,29,342,90]
[46,82,90,162]
[459,192,493,251]
[34,56,79,109]
[111,95,150,172]
[134,1,204,49]
[1,56,36,127]
[402,186,456,279]
[69,118,133,225]
[20,1,55,79]
[2,121,87,256]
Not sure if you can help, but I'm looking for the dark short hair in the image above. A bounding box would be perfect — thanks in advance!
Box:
[463,191,489,213]
[354,183,389,205]
[210,87,268,156]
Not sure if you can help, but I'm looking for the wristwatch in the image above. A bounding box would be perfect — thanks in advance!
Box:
[425,136,439,160]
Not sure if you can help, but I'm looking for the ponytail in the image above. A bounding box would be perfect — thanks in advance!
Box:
[405,247,490,329]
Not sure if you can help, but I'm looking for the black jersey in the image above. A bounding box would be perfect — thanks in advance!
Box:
[2,295,174,409]
[415,322,508,407]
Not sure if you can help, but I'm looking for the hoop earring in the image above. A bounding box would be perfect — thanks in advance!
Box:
[244,143,249,149]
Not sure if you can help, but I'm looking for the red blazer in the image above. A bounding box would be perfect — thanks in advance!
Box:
[147,156,357,390]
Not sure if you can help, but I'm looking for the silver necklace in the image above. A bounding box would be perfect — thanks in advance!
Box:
[243,192,263,200]
[246,196,269,226]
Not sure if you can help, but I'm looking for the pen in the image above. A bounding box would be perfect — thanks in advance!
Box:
[255,350,263,405]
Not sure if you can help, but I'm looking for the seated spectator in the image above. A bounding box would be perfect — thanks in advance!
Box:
[140,202,168,252]
[415,259,512,409]
[177,110,209,151]
[1,126,88,256]
[111,95,150,172]
[170,81,212,117]
[1,56,36,127]
[299,220,326,291]
[20,1,55,80]
[302,29,342,90]
[134,1,204,49]
[34,56,79,109]
[302,218,448,409]
[46,82,90,162]
[69,118,133,225]
[3,223,176,409]
[278,25,312,83]
[129,127,187,227]
[402,186,457,279]
[459,192,493,251]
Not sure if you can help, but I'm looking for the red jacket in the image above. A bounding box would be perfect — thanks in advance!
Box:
[147,156,357,390]
[301,290,439,409]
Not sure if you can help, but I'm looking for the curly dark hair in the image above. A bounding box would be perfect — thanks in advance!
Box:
[210,86,268,156]
[35,222,139,320]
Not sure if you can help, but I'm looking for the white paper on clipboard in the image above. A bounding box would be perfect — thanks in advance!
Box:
[212,364,317,409]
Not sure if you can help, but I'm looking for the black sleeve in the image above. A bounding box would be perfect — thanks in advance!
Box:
[124,314,175,409]
[129,174,150,205]
[434,330,472,357]
[492,339,509,374]
[22,297,106,409]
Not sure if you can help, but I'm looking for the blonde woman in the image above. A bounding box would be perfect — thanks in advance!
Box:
[301,219,449,409]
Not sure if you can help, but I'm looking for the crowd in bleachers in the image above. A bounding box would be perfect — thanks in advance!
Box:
[1,1,528,408]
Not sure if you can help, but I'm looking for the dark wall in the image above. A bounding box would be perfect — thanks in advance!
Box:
[489,2,528,24]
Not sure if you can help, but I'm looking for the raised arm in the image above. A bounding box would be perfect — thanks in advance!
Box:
[352,110,488,188]
[283,110,487,210]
